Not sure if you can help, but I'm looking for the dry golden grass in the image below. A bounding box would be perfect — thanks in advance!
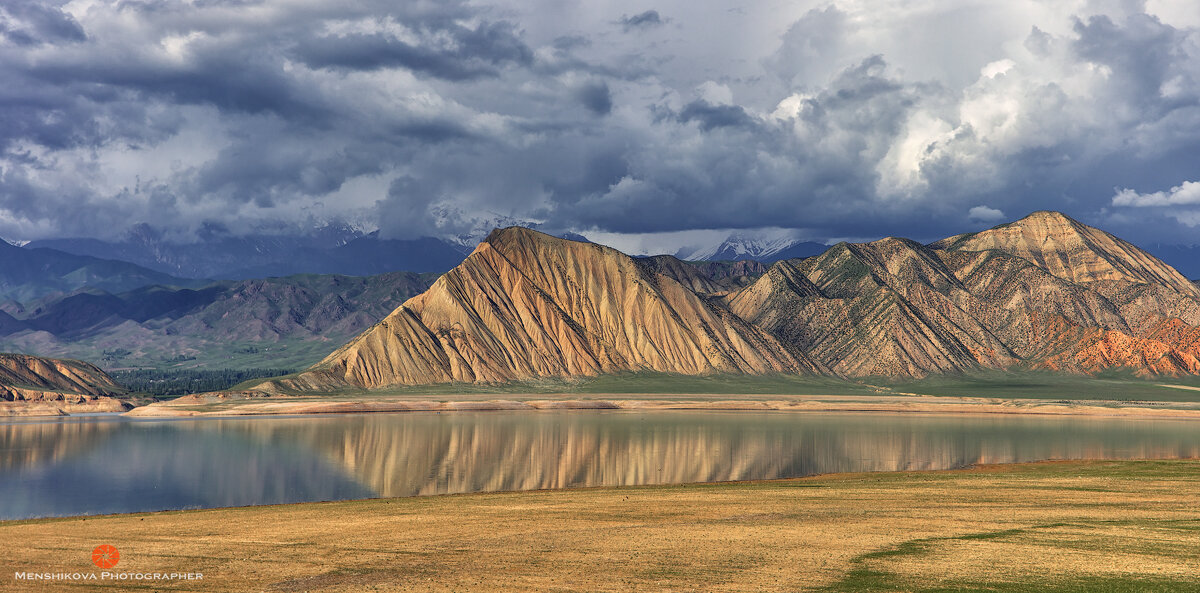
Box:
[1,460,1198,592]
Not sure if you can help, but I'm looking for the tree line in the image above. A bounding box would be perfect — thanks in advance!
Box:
[110,368,296,396]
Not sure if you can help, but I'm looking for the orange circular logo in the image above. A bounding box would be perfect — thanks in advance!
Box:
[91,545,119,569]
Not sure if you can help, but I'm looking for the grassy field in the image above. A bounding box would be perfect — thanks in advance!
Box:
[882,370,1200,402]
[230,370,884,397]
[2,460,1198,592]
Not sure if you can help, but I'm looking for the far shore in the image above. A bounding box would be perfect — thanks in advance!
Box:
[120,389,1200,420]
[0,397,131,418]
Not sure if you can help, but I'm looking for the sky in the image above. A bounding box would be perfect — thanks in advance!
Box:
[1,0,1199,250]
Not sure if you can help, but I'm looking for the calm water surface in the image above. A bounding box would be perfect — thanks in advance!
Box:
[2,410,1198,519]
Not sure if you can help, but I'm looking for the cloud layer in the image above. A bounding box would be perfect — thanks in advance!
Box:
[1,0,1199,246]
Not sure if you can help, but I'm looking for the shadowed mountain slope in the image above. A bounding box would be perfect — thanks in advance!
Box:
[634,257,768,294]
[260,228,823,392]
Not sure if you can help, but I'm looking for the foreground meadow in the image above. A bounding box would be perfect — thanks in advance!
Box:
[2,460,1198,592]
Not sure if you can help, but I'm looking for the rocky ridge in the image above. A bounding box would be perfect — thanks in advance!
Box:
[0,353,130,415]
[255,211,1200,392]
[260,228,821,392]
[730,211,1200,377]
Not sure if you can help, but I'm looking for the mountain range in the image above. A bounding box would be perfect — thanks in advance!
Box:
[0,253,767,374]
[18,223,826,283]
[250,211,1200,394]
[0,272,438,371]
[19,217,1200,287]
[676,229,1200,277]
[26,224,469,280]
[5,210,1200,391]
[673,230,829,263]
[0,239,206,302]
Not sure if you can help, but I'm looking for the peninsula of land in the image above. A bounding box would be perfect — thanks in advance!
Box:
[124,389,1200,420]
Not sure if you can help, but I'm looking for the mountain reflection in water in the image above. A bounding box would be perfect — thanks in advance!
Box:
[1,411,1198,518]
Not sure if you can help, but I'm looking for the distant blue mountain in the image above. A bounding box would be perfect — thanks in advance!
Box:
[223,233,470,278]
[27,224,470,280]
[0,240,204,302]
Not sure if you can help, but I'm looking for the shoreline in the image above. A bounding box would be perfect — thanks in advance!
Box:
[121,391,1200,420]
[0,397,132,418]
[0,457,1191,526]
[3,459,1197,592]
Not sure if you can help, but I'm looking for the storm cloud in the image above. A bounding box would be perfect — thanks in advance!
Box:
[618,10,667,33]
[292,20,533,80]
[0,0,1199,247]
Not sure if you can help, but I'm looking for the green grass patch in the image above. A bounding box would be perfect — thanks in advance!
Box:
[528,372,878,395]
[881,369,1200,401]
[244,371,884,397]
[855,576,1200,593]
[822,516,1200,593]
[996,459,1200,481]
[186,366,1200,403]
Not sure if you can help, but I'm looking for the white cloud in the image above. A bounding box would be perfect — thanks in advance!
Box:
[980,59,1016,79]
[1112,181,1200,207]
[876,111,955,198]
[695,81,734,105]
[968,205,1006,222]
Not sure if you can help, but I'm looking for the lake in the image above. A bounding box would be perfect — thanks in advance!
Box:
[2,410,1198,519]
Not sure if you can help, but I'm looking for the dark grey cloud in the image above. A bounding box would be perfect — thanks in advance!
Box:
[617,10,665,32]
[377,175,441,238]
[675,100,754,130]
[0,0,1198,251]
[1072,13,1188,115]
[765,6,847,88]
[546,55,915,237]
[293,21,533,80]
[185,132,384,208]
[0,1,85,46]
[35,55,321,119]
[552,35,590,51]
[576,81,612,115]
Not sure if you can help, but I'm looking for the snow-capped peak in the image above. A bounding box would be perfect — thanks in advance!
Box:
[675,228,823,262]
[429,204,546,248]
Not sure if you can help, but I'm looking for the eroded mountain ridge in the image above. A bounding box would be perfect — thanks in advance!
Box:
[257,211,1200,392]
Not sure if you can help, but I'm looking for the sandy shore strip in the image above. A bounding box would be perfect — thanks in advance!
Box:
[123,391,1200,419]
[2,397,133,417]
